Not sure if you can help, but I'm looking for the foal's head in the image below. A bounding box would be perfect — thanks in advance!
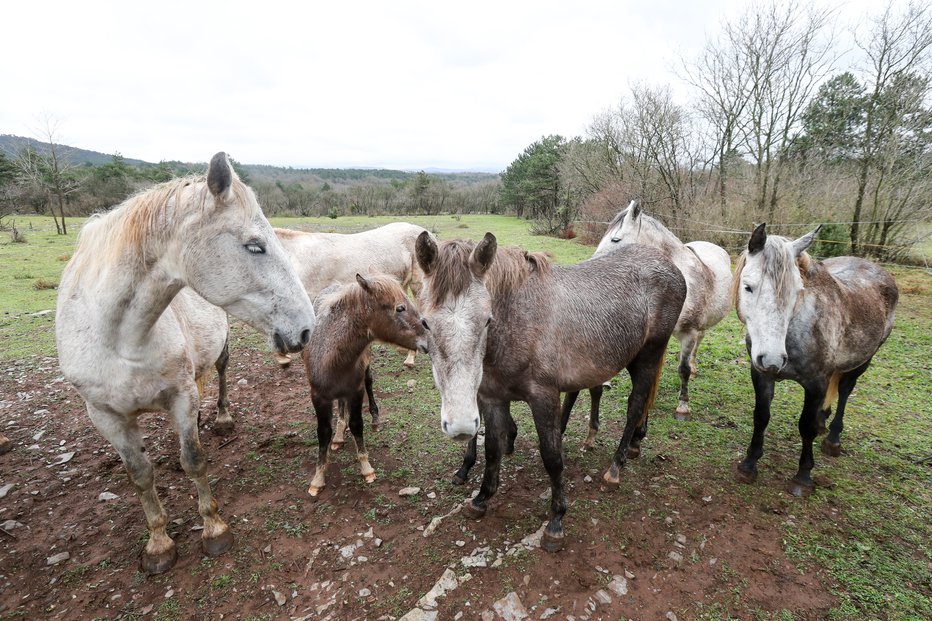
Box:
[416,231,497,441]
[733,223,820,373]
[352,273,429,354]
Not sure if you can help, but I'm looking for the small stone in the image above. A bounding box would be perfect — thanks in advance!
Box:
[98,492,119,501]
[624,569,635,580]
[273,590,286,606]
[594,590,612,605]
[165,589,174,598]
[702,495,712,502]
[427,491,436,499]
[583,475,593,483]
[668,551,683,563]
[263,544,272,554]
[34,408,50,415]
[399,487,421,497]
[540,608,559,620]
[0,484,14,499]
[456,540,466,547]
[608,575,628,596]
[359,588,371,597]
[664,517,673,526]
[666,613,678,621]
[46,552,70,566]
[406,379,417,389]
[140,605,153,615]
[363,527,374,538]
[237,378,248,386]
[374,538,383,547]
[675,534,686,545]
[1,520,24,531]
[357,556,368,562]
[33,430,45,441]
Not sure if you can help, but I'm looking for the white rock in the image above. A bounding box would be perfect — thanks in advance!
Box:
[363,527,374,539]
[624,569,635,580]
[406,379,417,389]
[273,590,286,606]
[668,551,683,563]
[0,484,13,498]
[455,540,466,547]
[540,608,560,620]
[98,492,119,501]
[594,590,612,605]
[666,613,679,621]
[675,534,686,545]
[399,487,421,497]
[583,475,593,483]
[237,378,248,386]
[46,552,70,565]
[608,575,628,596]
[359,588,371,597]
[492,592,528,621]
[427,491,436,499]
[165,589,174,598]
[398,609,438,621]
[1,520,24,530]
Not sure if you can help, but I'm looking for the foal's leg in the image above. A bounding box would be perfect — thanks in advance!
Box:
[529,392,568,553]
[605,345,666,486]
[453,435,478,486]
[735,368,775,484]
[822,360,871,457]
[464,400,508,519]
[583,385,603,451]
[309,395,333,496]
[169,388,234,557]
[213,338,234,435]
[346,391,376,483]
[364,365,381,431]
[87,404,176,574]
[787,381,828,497]
[675,330,700,421]
[403,350,416,368]
[330,400,347,451]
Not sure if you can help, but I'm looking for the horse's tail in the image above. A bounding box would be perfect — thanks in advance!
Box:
[823,372,841,411]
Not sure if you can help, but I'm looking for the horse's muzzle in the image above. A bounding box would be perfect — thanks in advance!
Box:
[273,329,311,354]
[442,417,480,442]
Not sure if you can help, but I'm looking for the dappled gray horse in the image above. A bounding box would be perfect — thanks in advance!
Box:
[56,153,315,574]
[416,232,686,552]
[732,223,898,496]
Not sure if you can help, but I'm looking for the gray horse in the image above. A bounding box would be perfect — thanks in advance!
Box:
[416,232,686,552]
[733,223,898,496]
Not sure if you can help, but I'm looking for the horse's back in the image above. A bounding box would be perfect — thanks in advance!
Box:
[680,241,732,332]
[822,256,898,338]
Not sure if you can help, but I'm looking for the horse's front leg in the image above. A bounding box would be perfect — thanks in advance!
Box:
[675,330,700,421]
[346,391,376,484]
[169,388,234,559]
[464,399,508,519]
[213,338,234,435]
[452,435,478,486]
[403,350,417,368]
[364,365,381,431]
[87,404,176,574]
[736,367,775,484]
[788,380,828,497]
[529,391,566,552]
[309,394,333,496]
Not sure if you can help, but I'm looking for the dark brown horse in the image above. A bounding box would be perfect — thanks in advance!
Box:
[416,232,686,551]
[733,224,898,496]
[304,274,428,496]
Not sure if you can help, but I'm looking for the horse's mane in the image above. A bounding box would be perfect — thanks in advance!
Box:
[426,239,552,306]
[70,174,254,279]
[731,236,813,311]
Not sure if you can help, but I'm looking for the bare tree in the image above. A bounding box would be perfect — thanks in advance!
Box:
[850,0,932,253]
[19,115,82,234]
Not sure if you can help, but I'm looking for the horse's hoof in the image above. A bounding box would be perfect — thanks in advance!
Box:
[370,418,381,432]
[274,353,292,369]
[626,445,641,459]
[140,544,178,575]
[674,405,691,421]
[786,478,814,498]
[330,441,344,452]
[581,442,594,452]
[363,472,377,484]
[602,465,621,489]
[308,484,325,497]
[821,438,841,457]
[213,420,235,436]
[541,530,565,553]
[403,360,416,369]
[202,529,234,557]
[451,473,466,486]
[462,500,486,519]
[734,463,757,484]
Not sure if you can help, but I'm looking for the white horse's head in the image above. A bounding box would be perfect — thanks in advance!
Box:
[416,231,497,441]
[734,223,820,373]
[595,200,676,257]
[184,153,315,354]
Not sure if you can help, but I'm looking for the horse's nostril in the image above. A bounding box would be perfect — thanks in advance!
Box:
[300,329,311,346]
[473,417,480,430]
[781,354,788,366]
[442,420,448,434]
[756,354,765,368]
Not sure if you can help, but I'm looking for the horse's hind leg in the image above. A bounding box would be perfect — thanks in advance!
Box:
[309,395,333,496]
[823,360,871,457]
[787,381,827,497]
[559,391,579,435]
[87,404,176,574]
[170,389,233,557]
[364,365,381,431]
[583,386,603,451]
[213,338,234,435]
[606,344,667,486]
[346,392,376,483]
[675,330,700,421]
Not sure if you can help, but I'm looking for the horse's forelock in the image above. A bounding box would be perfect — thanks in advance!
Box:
[425,240,552,307]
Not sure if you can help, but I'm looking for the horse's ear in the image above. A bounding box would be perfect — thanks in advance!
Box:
[470,232,497,278]
[415,231,438,275]
[356,273,372,292]
[630,200,641,219]
[748,223,767,254]
[792,225,821,256]
[207,152,233,200]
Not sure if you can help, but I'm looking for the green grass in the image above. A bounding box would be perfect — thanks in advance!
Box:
[2,213,929,619]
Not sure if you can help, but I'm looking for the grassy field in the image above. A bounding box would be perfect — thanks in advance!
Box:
[1,213,930,619]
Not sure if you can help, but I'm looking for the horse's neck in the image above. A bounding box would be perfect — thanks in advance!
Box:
[315,310,372,371]
[106,258,185,352]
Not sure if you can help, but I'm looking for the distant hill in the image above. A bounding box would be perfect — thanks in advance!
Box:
[0,135,500,184]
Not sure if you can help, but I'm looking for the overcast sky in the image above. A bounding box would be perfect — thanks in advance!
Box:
[4,1,878,172]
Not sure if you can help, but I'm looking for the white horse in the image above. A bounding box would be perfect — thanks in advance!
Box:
[274,222,430,368]
[56,153,315,575]
[594,200,733,420]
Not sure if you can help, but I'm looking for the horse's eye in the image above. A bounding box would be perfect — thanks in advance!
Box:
[395,304,406,313]
[421,319,430,331]
[744,285,753,293]
[244,242,265,254]
[611,237,620,243]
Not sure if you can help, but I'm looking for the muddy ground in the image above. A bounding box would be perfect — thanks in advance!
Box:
[1,329,840,621]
